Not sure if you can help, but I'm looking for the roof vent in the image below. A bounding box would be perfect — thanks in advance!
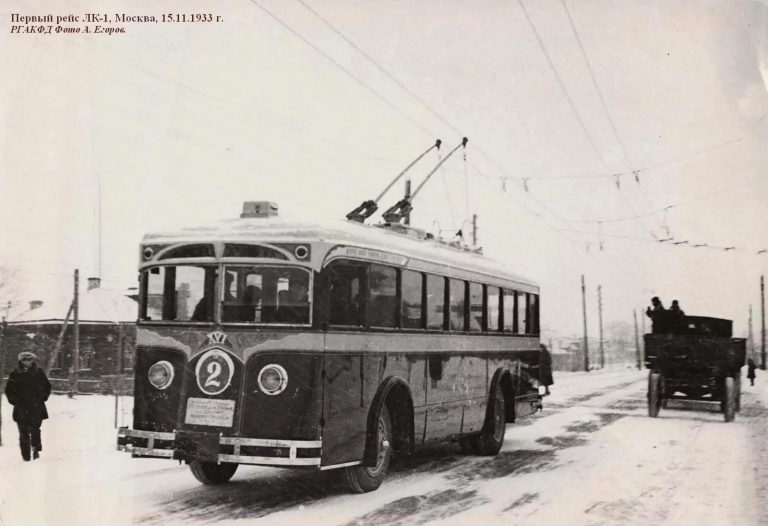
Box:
[241,201,278,218]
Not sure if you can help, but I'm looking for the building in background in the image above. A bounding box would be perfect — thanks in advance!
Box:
[1,278,137,393]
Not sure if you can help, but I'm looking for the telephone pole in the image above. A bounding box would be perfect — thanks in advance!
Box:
[761,275,766,370]
[597,285,605,369]
[403,179,411,226]
[748,305,755,362]
[581,275,590,372]
[70,269,80,396]
[633,310,641,369]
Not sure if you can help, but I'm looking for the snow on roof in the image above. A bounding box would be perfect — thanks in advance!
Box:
[143,214,538,289]
[10,287,137,324]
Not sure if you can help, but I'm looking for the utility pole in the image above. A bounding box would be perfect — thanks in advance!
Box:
[633,310,641,370]
[597,285,605,369]
[748,305,755,362]
[403,179,411,226]
[581,275,590,372]
[761,275,766,370]
[0,316,6,446]
[70,269,80,396]
[471,214,478,247]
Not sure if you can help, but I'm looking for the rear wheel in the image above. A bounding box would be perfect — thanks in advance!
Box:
[648,372,662,418]
[343,407,392,493]
[189,461,238,485]
[723,376,736,422]
[471,382,506,455]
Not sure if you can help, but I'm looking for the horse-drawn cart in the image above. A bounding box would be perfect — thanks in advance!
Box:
[644,316,746,422]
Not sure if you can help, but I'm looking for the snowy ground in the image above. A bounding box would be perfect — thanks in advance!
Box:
[0,367,765,526]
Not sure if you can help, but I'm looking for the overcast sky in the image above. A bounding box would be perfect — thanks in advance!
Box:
[2,0,767,338]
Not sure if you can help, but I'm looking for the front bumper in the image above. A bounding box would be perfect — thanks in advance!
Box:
[117,427,322,467]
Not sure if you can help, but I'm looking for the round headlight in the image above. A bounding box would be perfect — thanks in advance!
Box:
[148,360,174,390]
[142,247,154,260]
[294,245,309,260]
[258,364,288,395]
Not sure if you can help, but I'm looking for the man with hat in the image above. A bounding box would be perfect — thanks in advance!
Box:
[5,351,51,461]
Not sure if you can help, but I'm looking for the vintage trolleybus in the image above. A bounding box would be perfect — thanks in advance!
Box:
[118,201,543,492]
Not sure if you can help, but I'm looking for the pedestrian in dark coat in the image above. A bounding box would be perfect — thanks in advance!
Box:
[747,358,757,387]
[5,351,51,461]
[539,344,554,395]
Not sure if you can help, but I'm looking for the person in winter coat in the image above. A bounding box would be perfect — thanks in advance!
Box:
[539,344,554,395]
[747,358,757,387]
[5,351,52,461]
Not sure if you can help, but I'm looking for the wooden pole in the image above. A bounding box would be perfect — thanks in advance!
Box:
[597,285,604,369]
[70,269,80,396]
[581,275,590,372]
[761,275,766,369]
[403,179,411,226]
[633,309,641,370]
[46,301,74,375]
[0,317,6,446]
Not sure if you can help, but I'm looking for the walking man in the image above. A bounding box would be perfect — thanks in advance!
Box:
[747,358,757,387]
[5,352,51,461]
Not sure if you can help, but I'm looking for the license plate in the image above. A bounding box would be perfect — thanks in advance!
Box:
[185,398,235,427]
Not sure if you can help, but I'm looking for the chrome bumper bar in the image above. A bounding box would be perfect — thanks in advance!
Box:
[117,427,322,466]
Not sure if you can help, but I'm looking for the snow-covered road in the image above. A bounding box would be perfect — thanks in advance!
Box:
[1,367,765,526]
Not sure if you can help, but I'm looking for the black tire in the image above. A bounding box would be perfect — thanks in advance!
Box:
[343,407,392,493]
[723,376,736,422]
[189,461,238,485]
[648,372,662,418]
[472,382,506,456]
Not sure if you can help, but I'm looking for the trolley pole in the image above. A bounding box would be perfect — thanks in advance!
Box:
[761,275,766,370]
[633,310,641,370]
[597,285,605,369]
[472,214,478,247]
[581,275,590,372]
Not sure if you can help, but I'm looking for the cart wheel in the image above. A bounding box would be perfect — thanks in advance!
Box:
[189,461,238,485]
[723,376,736,422]
[648,372,662,418]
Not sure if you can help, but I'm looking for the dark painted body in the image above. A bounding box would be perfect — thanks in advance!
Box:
[133,326,541,467]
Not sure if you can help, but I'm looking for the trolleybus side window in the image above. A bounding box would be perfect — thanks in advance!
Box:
[221,266,311,324]
[141,265,215,322]
[426,274,445,330]
[503,289,516,333]
[468,282,483,332]
[328,260,366,327]
[528,293,539,334]
[487,286,500,332]
[517,291,527,334]
[401,269,424,329]
[368,264,398,328]
[449,279,466,331]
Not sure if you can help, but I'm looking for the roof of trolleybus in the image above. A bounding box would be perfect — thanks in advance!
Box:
[141,215,538,292]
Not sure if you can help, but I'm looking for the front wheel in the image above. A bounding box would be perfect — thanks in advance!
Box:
[343,407,392,493]
[189,461,238,485]
[471,382,506,455]
[648,372,662,418]
[723,376,736,422]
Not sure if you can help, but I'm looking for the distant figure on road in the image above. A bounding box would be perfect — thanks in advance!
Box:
[646,297,668,334]
[747,358,757,386]
[539,344,554,395]
[669,300,686,332]
[5,352,51,461]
